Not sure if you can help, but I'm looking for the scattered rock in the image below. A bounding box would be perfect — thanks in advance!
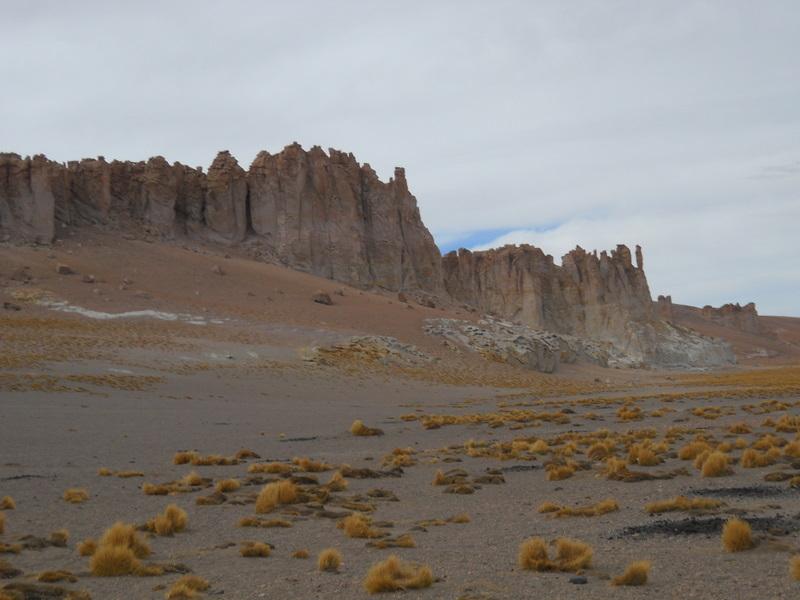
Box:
[397,292,408,303]
[569,576,588,585]
[212,264,225,276]
[312,291,333,305]
[81,274,95,283]
[55,264,74,275]
[2,302,21,311]
[334,288,345,296]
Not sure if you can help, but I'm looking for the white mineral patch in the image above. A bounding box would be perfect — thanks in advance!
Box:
[41,299,213,326]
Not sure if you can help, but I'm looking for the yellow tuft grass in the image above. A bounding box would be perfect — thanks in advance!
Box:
[791,555,800,581]
[363,555,433,593]
[645,496,724,514]
[255,480,298,513]
[700,451,731,477]
[678,440,711,460]
[50,529,69,546]
[147,504,188,536]
[318,548,343,572]
[142,483,171,496]
[215,479,240,493]
[166,575,210,599]
[180,471,204,486]
[0,497,14,510]
[326,471,348,491]
[77,538,98,556]
[116,470,145,478]
[539,499,619,517]
[248,462,293,474]
[63,488,89,503]
[292,549,310,559]
[611,561,650,586]
[238,517,292,528]
[292,457,331,472]
[740,447,781,468]
[98,522,151,558]
[722,518,753,552]
[449,513,471,524]
[235,448,260,460]
[518,537,592,572]
[545,463,575,481]
[37,569,77,583]
[173,451,199,465]
[97,467,113,476]
[339,513,382,539]
[240,541,271,557]
[0,513,4,535]
[90,544,141,576]
[350,420,384,436]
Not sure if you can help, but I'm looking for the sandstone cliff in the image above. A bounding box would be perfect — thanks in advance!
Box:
[701,302,761,334]
[0,147,441,292]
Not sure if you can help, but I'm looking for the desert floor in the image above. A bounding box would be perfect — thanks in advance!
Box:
[1,234,799,599]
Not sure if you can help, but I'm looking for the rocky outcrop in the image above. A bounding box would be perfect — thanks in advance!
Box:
[656,295,674,321]
[442,244,652,344]
[701,302,761,334]
[0,146,441,292]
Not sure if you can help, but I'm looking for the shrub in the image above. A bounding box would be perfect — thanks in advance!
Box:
[318,548,342,572]
[722,518,753,552]
[350,420,383,436]
[363,555,433,593]
[63,488,89,503]
[255,480,298,513]
[148,504,188,536]
[611,561,650,586]
[0,497,14,510]
[240,541,271,557]
[700,451,731,477]
[77,538,97,556]
[215,479,240,493]
[645,496,724,514]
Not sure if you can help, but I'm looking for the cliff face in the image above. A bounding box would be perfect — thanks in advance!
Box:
[701,302,761,334]
[0,146,441,292]
[442,243,652,341]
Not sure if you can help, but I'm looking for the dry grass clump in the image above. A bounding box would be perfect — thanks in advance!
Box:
[318,548,342,572]
[538,499,618,517]
[791,555,800,581]
[97,467,113,476]
[240,541,271,557]
[678,440,712,460]
[238,517,292,528]
[722,518,753,552]
[326,471,348,492]
[235,448,260,460]
[90,544,142,576]
[518,537,592,572]
[37,569,77,582]
[167,575,210,599]
[180,471,204,487]
[50,529,70,546]
[142,483,172,496]
[645,496,724,514]
[0,513,4,535]
[784,440,800,458]
[292,457,331,472]
[383,448,417,468]
[248,461,294,474]
[77,538,97,556]
[173,451,199,465]
[255,480,298,513]
[367,534,416,549]
[611,561,650,586]
[98,522,151,558]
[350,420,384,437]
[215,479,240,493]
[740,447,781,468]
[146,504,188,536]
[63,488,89,503]
[728,422,752,434]
[628,442,663,466]
[292,549,310,559]
[363,555,433,593]
[191,454,238,466]
[116,470,145,478]
[586,441,615,460]
[545,463,576,481]
[699,451,732,477]
[449,513,471,524]
[339,513,383,539]
[0,497,14,510]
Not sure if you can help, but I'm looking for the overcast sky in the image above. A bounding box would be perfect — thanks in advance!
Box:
[2,1,798,315]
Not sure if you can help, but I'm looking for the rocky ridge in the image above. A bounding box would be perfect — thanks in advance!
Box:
[1,145,734,370]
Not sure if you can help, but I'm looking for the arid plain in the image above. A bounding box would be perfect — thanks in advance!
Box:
[2,232,800,599]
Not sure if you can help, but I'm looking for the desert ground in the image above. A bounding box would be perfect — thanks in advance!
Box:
[1,232,799,599]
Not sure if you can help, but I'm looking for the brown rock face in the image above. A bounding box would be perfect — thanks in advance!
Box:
[0,145,441,293]
[656,295,674,321]
[0,153,56,243]
[442,243,653,340]
[701,302,761,334]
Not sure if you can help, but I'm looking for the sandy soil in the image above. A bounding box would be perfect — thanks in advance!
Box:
[1,233,799,599]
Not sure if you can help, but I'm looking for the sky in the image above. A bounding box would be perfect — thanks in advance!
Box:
[1,1,798,315]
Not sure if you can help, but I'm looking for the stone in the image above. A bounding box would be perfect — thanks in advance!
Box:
[397,292,408,303]
[56,263,75,275]
[312,291,333,305]
[701,302,761,334]
[3,301,21,311]
[82,274,96,283]
[569,576,588,584]
[211,265,225,276]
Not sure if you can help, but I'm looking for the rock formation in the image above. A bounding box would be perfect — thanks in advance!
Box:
[701,302,761,334]
[0,144,734,369]
[656,295,674,321]
[0,146,441,292]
